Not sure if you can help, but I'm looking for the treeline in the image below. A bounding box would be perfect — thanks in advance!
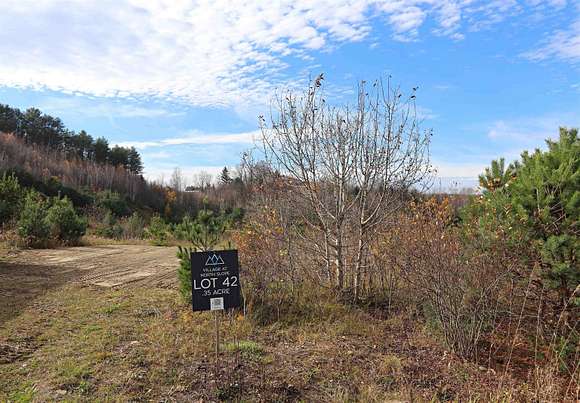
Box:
[0,104,142,174]
[0,132,162,208]
[0,131,249,223]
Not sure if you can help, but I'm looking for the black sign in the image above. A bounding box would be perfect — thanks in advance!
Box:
[190,249,241,311]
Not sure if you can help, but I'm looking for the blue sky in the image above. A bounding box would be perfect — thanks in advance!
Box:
[1,0,579,187]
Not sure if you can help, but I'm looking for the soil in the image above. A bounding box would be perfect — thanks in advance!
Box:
[0,245,177,324]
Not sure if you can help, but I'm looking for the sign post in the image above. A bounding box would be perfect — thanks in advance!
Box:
[190,249,242,376]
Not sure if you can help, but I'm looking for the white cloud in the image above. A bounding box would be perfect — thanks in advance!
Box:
[526,0,567,9]
[142,151,172,159]
[38,97,184,118]
[114,130,260,149]
[0,1,566,107]
[143,165,229,184]
[487,114,578,146]
[523,19,580,63]
[416,105,438,121]
[432,161,488,178]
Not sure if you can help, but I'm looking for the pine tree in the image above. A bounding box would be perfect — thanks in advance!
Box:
[507,127,579,305]
[478,157,517,191]
[220,166,232,185]
[475,128,579,306]
[94,137,110,163]
[109,145,130,169]
[127,147,143,175]
[176,208,227,300]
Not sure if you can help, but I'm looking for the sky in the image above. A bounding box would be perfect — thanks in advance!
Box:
[1,0,579,188]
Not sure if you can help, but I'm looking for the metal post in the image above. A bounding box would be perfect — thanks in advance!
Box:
[214,310,220,368]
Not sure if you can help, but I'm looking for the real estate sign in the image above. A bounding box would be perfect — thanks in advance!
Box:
[190,249,241,311]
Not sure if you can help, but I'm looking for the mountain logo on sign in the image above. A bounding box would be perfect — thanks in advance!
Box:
[205,253,225,266]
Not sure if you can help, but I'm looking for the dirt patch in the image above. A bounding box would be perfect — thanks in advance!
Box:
[0,245,178,324]
[0,335,40,364]
[5,245,178,288]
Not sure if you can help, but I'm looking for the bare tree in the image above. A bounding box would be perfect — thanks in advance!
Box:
[170,167,184,192]
[192,170,212,190]
[260,74,431,299]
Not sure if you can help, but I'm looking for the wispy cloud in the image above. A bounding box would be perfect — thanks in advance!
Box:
[487,113,579,146]
[523,11,580,63]
[416,106,438,121]
[433,161,488,178]
[114,130,260,149]
[39,97,184,118]
[0,1,568,107]
[433,84,453,91]
[141,151,172,159]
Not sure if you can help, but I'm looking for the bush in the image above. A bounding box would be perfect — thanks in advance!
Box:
[176,209,226,250]
[177,245,194,300]
[42,176,93,207]
[465,128,579,307]
[45,197,87,245]
[96,190,130,217]
[382,198,508,358]
[122,212,145,239]
[176,209,229,301]
[0,172,24,225]
[17,191,50,247]
[95,211,124,239]
[3,170,93,208]
[173,214,195,241]
[223,207,245,225]
[508,128,579,306]
[146,215,169,246]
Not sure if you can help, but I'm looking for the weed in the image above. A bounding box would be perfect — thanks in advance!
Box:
[379,354,403,375]
[56,359,92,391]
[216,383,242,401]
[101,303,122,315]
[8,382,36,403]
[223,340,265,360]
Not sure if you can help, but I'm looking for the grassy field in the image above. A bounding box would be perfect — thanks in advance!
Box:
[0,284,522,401]
[0,243,539,402]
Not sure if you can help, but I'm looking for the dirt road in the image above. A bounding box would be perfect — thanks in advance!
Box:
[0,245,178,324]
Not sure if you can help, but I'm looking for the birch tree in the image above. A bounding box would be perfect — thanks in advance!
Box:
[260,74,432,299]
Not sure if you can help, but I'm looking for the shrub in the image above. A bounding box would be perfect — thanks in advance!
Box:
[96,190,130,217]
[173,214,195,241]
[508,128,579,306]
[3,169,93,208]
[146,215,169,246]
[17,191,50,247]
[177,245,194,300]
[122,212,145,239]
[176,210,227,301]
[465,128,579,308]
[223,207,244,225]
[45,197,87,245]
[0,172,24,225]
[230,207,329,325]
[176,209,226,250]
[42,176,93,207]
[383,198,508,358]
[95,211,124,239]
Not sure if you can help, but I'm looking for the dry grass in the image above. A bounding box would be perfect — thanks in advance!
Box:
[0,277,570,401]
